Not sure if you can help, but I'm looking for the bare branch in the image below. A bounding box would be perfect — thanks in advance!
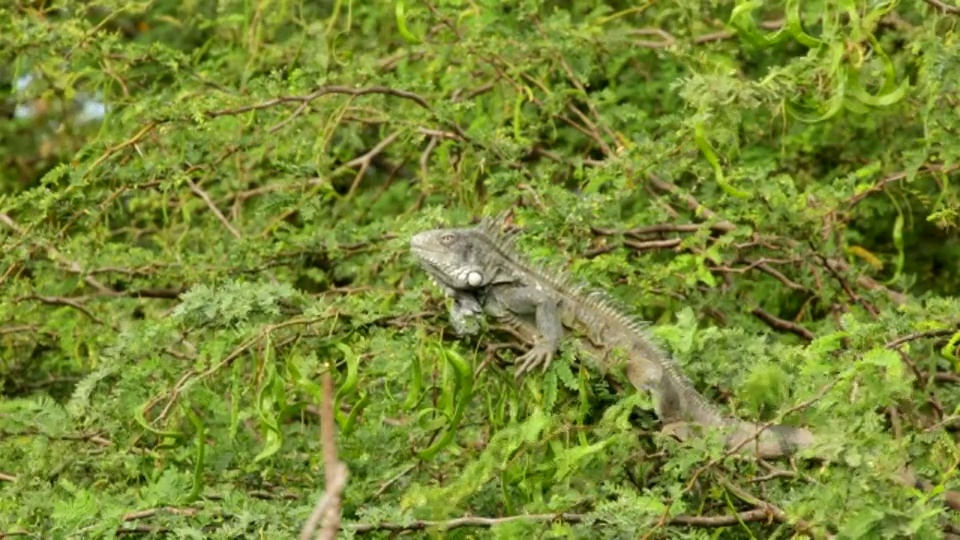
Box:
[186,178,242,239]
[299,370,349,540]
[750,307,816,341]
[922,0,960,15]
[207,86,432,118]
[348,508,782,533]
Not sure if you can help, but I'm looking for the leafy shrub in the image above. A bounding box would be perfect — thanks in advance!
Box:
[2,1,959,537]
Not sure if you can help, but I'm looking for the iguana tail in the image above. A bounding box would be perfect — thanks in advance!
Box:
[621,347,815,459]
[662,421,815,459]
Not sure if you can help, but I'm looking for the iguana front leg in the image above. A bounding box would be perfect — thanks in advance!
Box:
[449,291,484,336]
[491,286,564,377]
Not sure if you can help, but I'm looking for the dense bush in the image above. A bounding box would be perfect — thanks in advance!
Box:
[2,1,960,537]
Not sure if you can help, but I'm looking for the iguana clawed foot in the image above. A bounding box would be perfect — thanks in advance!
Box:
[513,342,555,378]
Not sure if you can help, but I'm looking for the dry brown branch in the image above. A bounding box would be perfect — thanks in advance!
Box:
[717,477,817,536]
[933,371,960,384]
[1,428,115,447]
[921,0,960,15]
[550,46,618,153]
[644,176,738,233]
[207,86,432,118]
[814,252,880,317]
[624,223,712,236]
[644,381,838,538]
[885,328,957,350]
[348,507,784,534]
[416,127,461,139]
[923,414,960,433]
[1,213,114,294]
[299,370,349,540]
[583,244,618,258]
[121,507,197,521]
[186,178,241,238]
[624,238,683,251]
[671,509,772,527]
[138,316,321,432]
[587,223,726,257]
[248,490,300,500]
[343,130,403,199]
[80,121,161,180]
[750,307,816,341]
[644,176,908,305]
[0,325,40,336]
[590,224,692,236]
[420,135,439,182]
[693,19,785,44]
[748,461,802,483]
[628,20,788,48]
[71,506,198,536]
[755,262,809,292]
[452,81,496,102]
[15,294,104,324]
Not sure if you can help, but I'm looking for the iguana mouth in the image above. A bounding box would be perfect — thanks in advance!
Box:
[409,231,442,255]
[409,234,444,268]
[410,252,449,282]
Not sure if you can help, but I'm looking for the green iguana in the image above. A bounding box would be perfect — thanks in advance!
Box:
[409,216,960,512]
[409,217,814,459]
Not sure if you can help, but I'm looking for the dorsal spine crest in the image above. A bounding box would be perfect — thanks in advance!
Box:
[472,217,724,422]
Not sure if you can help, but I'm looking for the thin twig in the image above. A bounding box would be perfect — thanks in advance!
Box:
[885,328,957,350]
[624,238,683,251]
[186,178,241,239]
[207,86,432,118]
[348,508,783,533]
[921,0,960,16]
[15,294,103,324]
[750,307,815,341]
[299,370,349,540]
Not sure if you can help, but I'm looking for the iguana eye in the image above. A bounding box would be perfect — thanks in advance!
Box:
[440,233,455,244]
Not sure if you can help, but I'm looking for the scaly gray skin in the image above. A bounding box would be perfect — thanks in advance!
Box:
[409,219,815,459]
[409,218,960,512]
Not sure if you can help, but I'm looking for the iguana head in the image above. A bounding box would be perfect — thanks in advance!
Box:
[410,227,504,291]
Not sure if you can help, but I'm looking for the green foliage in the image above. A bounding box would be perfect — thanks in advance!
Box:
[2,0,960,537]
